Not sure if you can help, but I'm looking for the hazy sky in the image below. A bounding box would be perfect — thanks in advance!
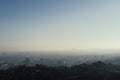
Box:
[1,0,120,52]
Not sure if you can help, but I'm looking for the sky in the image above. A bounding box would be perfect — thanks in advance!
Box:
[1,0,120,52]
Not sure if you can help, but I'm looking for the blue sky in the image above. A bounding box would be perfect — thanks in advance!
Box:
[1,0,120,52]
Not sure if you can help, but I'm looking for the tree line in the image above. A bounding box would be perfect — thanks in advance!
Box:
[0,61,120,80]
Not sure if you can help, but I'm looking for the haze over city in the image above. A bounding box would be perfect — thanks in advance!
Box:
[2,1,120,80]
[1,0,120,53]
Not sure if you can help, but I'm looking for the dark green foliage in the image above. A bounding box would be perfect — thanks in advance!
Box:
[0,61,120,80]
